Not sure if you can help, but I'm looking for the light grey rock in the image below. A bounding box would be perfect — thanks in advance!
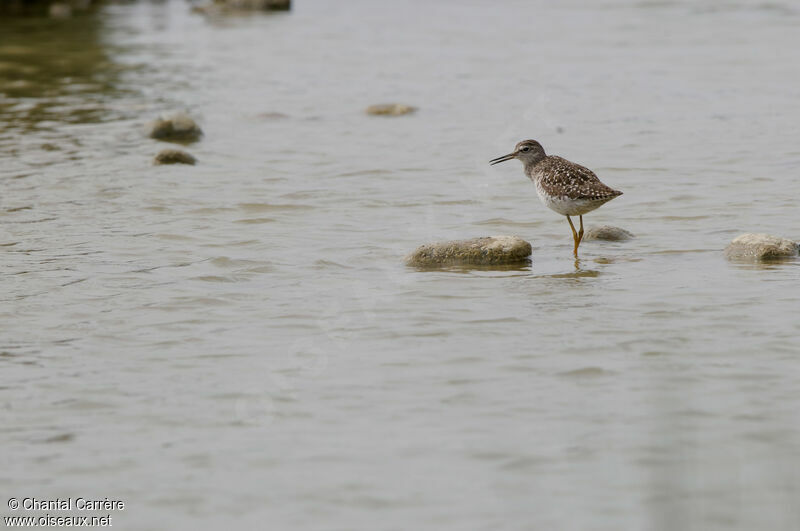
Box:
[583,225,634,241]
[154,149,196,165]
[405,236,531,267]
[366,104,417,116]
[724,233,799,261]
[147,112,203,142]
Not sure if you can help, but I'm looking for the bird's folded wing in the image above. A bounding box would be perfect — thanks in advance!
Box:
[538,156,621,200]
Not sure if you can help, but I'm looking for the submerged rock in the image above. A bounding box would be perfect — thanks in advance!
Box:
[193,0,290,14]
[366,104,417,116]
[3,0,93,16]
[154,149,197,165]
[583,225,634,241]
[724,233,799,261]
[147,112,203,142]
[405,236,531,267]
[48,3,72,17]
[255,111,289,120]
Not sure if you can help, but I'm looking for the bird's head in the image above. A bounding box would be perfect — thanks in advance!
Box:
[489,139,546,167]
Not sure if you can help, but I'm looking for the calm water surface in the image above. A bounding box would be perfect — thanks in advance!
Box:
[2,1,800,529]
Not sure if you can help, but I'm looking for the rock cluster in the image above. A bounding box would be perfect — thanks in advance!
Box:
[405,236,531,267]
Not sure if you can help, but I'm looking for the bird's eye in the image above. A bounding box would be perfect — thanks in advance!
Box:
[520,146,530,152]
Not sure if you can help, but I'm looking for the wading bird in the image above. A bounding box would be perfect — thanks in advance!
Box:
[490,140,622,257]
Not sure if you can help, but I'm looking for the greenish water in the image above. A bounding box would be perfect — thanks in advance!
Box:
[2,1,800,529]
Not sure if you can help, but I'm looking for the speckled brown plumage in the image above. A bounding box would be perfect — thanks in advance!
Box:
[531,156,622,203]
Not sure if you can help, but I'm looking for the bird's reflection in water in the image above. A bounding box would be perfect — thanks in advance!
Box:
[547,266,600,279]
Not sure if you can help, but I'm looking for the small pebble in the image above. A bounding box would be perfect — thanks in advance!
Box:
[147,112,203,142]
[366,104,417,116]
[154,149,197,165]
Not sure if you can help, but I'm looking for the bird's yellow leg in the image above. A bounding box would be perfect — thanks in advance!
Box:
[578,215,585,244]
[567,216,579,257]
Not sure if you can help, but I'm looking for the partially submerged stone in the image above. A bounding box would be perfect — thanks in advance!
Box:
[366,104,417,116]
[154,149,196,165]
[147,112,203,142]
[405,236,531,267]
[724,233,799,261]
[583,225,634,241]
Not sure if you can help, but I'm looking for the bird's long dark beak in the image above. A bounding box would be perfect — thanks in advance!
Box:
[489,152,516,165]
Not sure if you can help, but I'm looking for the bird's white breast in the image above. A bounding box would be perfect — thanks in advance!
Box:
[533,180,606,216]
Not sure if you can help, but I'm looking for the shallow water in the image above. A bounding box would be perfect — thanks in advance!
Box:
[2,1,800,529]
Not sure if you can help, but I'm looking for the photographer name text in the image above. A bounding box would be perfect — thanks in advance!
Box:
[8,498,124,512]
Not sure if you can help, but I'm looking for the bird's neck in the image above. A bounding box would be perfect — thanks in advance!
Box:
[523,155,547,177]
